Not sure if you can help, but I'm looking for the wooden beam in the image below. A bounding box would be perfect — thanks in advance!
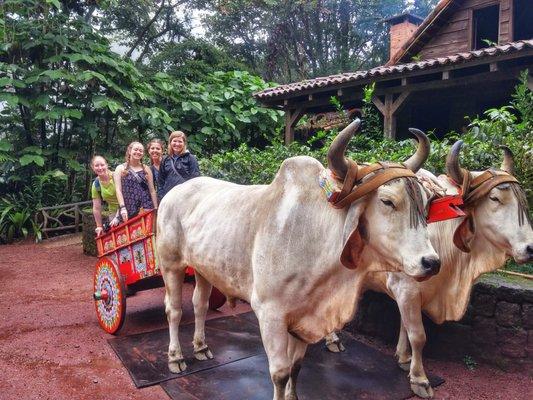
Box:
[284,111,294,144]
[390,91,410,115]
[383,94,396,139]
[371,96,385,114]
[373,92,410,139]
[283,91,363,110]
[375,66,527,96]
[258,50,533,106]
[284,108,305,145]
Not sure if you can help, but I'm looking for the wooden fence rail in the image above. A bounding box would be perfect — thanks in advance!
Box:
[35,200,92,239]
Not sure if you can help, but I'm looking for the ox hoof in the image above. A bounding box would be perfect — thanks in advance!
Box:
[194,346,214,361]
[410,380,434,398]
[326,341,346,353]
[168,359,187,374]
[398,361,411,371]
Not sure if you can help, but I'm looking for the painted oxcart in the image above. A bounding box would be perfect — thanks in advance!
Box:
[92,209,226,334]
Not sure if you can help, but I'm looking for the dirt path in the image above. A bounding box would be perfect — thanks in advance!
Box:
[0,235,530,399]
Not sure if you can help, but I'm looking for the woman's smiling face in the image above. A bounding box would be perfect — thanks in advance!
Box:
[148,142,163,162]
[171,137,185,154]
[91,156,108,177]
[130,143,145,161]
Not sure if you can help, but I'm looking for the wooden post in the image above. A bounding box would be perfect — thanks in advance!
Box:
[284,108,305,145]
[372,92,410,139]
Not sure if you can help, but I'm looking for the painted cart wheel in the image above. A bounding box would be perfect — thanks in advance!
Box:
[93,257,127,334]
[209,286,227,310]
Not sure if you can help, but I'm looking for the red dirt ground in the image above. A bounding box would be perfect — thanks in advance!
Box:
[0,234,530,400]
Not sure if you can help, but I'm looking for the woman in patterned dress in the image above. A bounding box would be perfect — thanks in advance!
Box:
[114,142,158,222]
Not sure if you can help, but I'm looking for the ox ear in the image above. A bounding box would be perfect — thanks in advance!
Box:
[340,206,367,269]
[453,215,476,253]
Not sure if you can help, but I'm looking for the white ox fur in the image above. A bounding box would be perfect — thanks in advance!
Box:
[360,168,533,398]
[156,153,439,400]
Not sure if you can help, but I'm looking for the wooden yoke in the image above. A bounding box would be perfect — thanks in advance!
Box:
[331,160,416,209]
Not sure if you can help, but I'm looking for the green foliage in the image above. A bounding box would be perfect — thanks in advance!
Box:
[160,70,284,154]
[361,83,382,140]
[146,38,251,82]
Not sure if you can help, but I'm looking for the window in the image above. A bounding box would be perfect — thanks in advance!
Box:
[513,0,533,41]
[472,5,500,50]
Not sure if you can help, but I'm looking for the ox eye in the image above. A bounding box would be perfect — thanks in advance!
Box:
[489,196,501,203]
[381,199,395,208]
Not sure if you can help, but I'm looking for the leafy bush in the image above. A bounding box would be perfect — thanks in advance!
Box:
[159,70,284,154]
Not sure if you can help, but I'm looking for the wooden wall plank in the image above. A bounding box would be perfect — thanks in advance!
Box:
[415,0,518,60]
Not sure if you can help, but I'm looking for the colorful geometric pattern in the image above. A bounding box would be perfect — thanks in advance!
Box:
[132,242,147,275]
[93,258,126,334]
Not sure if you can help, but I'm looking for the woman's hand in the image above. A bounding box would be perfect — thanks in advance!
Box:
[120,206,128,223]
[95,226,103,236]
[110,216,120,227]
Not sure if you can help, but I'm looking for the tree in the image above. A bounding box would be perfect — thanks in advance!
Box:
[0,0,173,201]
[198,0,431,83]
[97,0,192,64]
[146,38,251,81]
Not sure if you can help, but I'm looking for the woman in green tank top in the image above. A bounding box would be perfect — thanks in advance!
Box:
[90,155,120,236]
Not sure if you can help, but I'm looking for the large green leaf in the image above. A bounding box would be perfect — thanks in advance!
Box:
[19,154,45,167]
[0,139,13,152]
[46,0,61,10]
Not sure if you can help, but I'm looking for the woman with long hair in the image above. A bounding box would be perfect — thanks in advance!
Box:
[114,142,158,222]
[157,131,200,200]
[90,155,120,236]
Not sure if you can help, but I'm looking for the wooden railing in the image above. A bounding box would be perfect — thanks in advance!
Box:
[35,200,92,240]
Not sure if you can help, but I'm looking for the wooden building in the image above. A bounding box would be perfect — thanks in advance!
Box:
[254,0,533,142]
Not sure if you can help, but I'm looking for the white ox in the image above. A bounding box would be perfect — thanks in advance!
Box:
[156,119,441,400]
[355,142,532,398]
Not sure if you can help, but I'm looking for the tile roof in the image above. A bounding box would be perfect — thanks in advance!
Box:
[254,40,533,101]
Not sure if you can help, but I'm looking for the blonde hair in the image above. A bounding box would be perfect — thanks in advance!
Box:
[122,141,147,176]
[167,131,187,156]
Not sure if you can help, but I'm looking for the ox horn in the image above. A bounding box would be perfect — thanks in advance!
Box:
[445,140,465,184]
[403,128,430,172]
[499,145,515,175]
[327,118,361,180]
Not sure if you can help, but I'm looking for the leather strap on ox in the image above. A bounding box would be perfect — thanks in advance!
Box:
[330,160,416,209]
[459,168,518,206]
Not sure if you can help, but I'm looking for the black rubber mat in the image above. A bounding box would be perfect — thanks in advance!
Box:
[160,330,444,400]
[107,313,262,388]
[110,311,444,398]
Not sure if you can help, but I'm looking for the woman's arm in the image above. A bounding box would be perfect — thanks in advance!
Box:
[113,165,128,222]
[92,197,104,235]
[145,166,158,209]
[189,154,201,178]
[157,158,167,200]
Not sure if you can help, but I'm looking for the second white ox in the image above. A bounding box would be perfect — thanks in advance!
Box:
[359,142,532,398]
[156,119,440,400]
